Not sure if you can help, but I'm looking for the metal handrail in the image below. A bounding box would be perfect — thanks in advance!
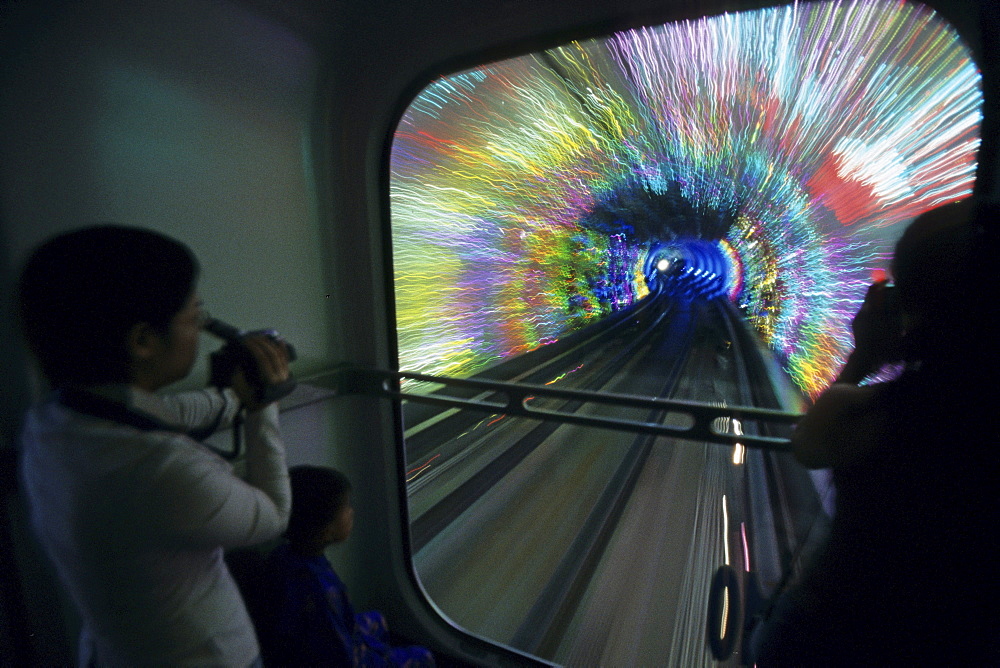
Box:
[329,366,802,451]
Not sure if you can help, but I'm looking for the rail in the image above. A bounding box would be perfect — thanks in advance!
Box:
[323,366,802,451]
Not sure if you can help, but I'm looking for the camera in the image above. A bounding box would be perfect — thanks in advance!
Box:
[203,316,297,404]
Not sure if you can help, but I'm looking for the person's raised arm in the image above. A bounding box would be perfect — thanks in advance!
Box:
[229,334,291,413]
[160,387,241,432]
[791,281,900,468]
[236,335,292,523]
[150,334,292,548]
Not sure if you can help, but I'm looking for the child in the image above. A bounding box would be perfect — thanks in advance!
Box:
[266,465,435,667]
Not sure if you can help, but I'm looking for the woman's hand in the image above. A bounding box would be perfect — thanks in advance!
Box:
[839,280,903,383]
[230,334,291,411]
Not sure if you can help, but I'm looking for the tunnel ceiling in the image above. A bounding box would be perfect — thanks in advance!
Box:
[583,184,734,242]
[389,0,982,397]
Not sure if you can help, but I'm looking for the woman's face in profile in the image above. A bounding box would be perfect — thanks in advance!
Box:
[156,291,204,389]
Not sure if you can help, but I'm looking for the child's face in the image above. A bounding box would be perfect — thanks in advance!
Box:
[327,496,354,544]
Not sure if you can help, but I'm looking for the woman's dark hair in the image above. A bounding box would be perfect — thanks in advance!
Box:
[17,225,199,387]
[286,466,352,546]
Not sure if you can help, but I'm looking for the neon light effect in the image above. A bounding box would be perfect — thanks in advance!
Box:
[741,522,750,572]
[390,0,980,397]
[719,239,744,303]
[723,494,730,566]
[732,418,745,465]
[407,454,441,482]
[721,494,731,639]
[545,363,585,385]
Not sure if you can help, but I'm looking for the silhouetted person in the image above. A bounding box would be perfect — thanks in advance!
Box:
[17,225,292,667]
[266,465,435,667]
[751,199,996,665]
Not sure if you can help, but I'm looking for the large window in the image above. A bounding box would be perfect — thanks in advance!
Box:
[389,1,980,663]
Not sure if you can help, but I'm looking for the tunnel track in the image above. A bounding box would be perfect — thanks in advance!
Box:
[515,299,747,658]
[410,297,764,661]
[408,295,682,551]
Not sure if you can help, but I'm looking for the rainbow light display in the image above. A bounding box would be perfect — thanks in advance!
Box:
[390,0,981,397]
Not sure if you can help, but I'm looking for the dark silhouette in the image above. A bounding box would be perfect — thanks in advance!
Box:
[751,199,997,665]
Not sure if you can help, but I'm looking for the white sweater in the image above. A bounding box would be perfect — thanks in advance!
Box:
[20,386,290,667]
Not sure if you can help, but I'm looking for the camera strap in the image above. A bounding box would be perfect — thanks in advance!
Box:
[57,388,240,459]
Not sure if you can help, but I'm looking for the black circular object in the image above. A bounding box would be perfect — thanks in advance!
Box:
[707,564,743,660]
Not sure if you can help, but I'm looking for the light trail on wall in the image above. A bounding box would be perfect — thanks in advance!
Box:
[390,0,981,397]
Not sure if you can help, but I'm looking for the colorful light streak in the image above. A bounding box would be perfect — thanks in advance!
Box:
[545,363,585,385]
[390,0,980,397]
[718,239,743,303]
[741,522,750,572]
[406,454,441,482]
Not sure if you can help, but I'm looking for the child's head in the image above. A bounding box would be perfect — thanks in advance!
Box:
[286,466,354,552]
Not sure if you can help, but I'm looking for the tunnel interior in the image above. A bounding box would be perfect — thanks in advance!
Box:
[389,0,981,397]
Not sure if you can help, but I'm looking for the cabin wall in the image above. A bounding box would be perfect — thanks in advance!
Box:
[0,1,343,662]
[1,0,330,386]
